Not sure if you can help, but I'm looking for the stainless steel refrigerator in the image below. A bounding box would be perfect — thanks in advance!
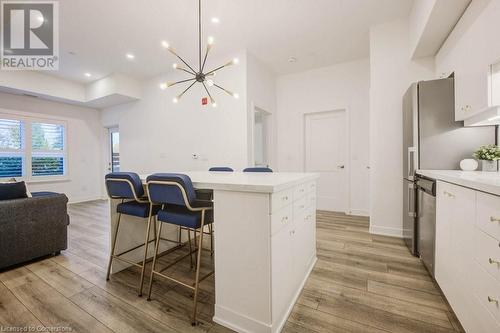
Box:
[402,78,495,256]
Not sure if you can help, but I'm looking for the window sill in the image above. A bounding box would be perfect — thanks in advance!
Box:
[26,177,70,184]
[0,177,70,184]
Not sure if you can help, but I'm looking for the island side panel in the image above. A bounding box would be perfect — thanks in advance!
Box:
[212,190,272,333]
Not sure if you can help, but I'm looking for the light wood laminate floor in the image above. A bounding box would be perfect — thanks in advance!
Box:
[0,200,463,333]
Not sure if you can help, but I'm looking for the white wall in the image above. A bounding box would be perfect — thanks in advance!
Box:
[276,59,371,216]
[101,51,250,173]
[0,92,103,203]
[369,19,435,237]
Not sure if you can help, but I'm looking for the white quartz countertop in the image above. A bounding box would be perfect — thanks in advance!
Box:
[139,171,319,193]
[417,170,500,196]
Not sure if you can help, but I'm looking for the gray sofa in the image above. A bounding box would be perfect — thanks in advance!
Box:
[0,192,69,270]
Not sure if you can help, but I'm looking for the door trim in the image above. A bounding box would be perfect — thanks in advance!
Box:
[302,108,351,214]
[248,102,275,168]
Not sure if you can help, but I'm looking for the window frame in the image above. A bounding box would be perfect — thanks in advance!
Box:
[0,112,68,182]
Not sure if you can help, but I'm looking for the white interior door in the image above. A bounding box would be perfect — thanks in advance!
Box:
[304,110,348,212]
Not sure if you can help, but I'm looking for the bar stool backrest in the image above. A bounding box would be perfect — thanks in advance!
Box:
[105,172,144,200]
[209,167,233,172]
[146,173,197,209]
[243,167,273,173]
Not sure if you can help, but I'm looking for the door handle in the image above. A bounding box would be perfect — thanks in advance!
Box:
[408,183,416,218]
[408,147,416,180]
[338,165,345,169]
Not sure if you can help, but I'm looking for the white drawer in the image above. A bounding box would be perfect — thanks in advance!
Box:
[477,192,500,241]
[306,181,316,193]
[475,228,500,283]
[472,263,500,326]
[271,188,293,213]
[293,196,308,217]
[307,191,317,208]
[294,182,308,199]
[271,205,293,236]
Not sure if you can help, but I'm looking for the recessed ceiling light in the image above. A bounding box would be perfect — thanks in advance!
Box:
[84,73,92,77]
[126,53,135,60]
[211,17,220,24]
[288,56,297,63]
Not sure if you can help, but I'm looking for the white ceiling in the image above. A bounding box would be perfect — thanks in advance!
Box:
[53,0,413,83]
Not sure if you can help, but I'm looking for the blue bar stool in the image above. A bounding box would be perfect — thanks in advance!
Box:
[104,172,161,296]
[208,166,234,172]
[145,173,214,325]
[243,167,273,172]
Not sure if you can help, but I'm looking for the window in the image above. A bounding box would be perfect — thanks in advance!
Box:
[0,114,67,181]
[0,119,24,178]
[110,129,120,172]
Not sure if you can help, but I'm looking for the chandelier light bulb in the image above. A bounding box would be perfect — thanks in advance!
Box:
[207,36,215,45]
[161,41,170,49]
[160,83,168,90]
[232,57,239,65]
[233,93,239,99]
[211,17,220,24]
[173,97,179,103]
[206,79,214,87]
[212,102,217,108]
[173,63,178,69]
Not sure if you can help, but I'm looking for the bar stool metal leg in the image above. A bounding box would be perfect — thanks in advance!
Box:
[209,224,214,256]
[138,206,154,296]
[192,211,206,325]
[146,221,163,301]
[188,228,194,269]
[106,212,122,281]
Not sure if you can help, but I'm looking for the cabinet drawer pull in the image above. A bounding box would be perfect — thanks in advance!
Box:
[281,216,288,223]
[282,196,289,201]
[490,216,500,223]
[488,258,500,265]
[487,296,498,304]
[300,188,305,193]
[289,230,295,236]
[443,191,455,198]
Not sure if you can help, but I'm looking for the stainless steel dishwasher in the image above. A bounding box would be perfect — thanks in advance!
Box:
[417,177,436,277]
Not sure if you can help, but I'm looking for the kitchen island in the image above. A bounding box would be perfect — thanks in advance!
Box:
[107,171,319,333]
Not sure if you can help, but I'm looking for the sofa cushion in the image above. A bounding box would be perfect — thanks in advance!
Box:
[0,181,28,201]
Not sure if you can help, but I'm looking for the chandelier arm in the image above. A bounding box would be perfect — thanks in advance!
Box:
[176,67,196,75]
[168,49,197,74]
[199,0,202,72]
[202,82,214,102]
[169,77,196,87]
[213,83,233,96]
[178,80,197,99]
[201,46,210,73]
[205,64,228,76]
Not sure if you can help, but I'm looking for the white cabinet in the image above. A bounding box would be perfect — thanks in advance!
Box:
[435,181,500,332]
[454,67,490,121]
[270,181,317,332]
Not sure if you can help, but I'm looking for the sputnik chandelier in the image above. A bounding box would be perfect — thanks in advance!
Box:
[160,0,239,107]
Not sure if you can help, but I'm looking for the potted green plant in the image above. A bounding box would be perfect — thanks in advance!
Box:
[473,144,500,172]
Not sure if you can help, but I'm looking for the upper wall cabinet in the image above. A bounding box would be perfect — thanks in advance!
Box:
[454,64,490,121]
[460,59,500,126]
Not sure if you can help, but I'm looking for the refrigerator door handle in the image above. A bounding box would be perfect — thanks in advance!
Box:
[407,147,416,180]
[408,182,417,218]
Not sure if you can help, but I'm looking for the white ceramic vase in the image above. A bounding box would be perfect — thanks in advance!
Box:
[481,160,498,172]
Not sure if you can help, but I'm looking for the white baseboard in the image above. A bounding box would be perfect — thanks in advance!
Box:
[369,224,403,238]
[68,196,103,204]
[348,209,370,217]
